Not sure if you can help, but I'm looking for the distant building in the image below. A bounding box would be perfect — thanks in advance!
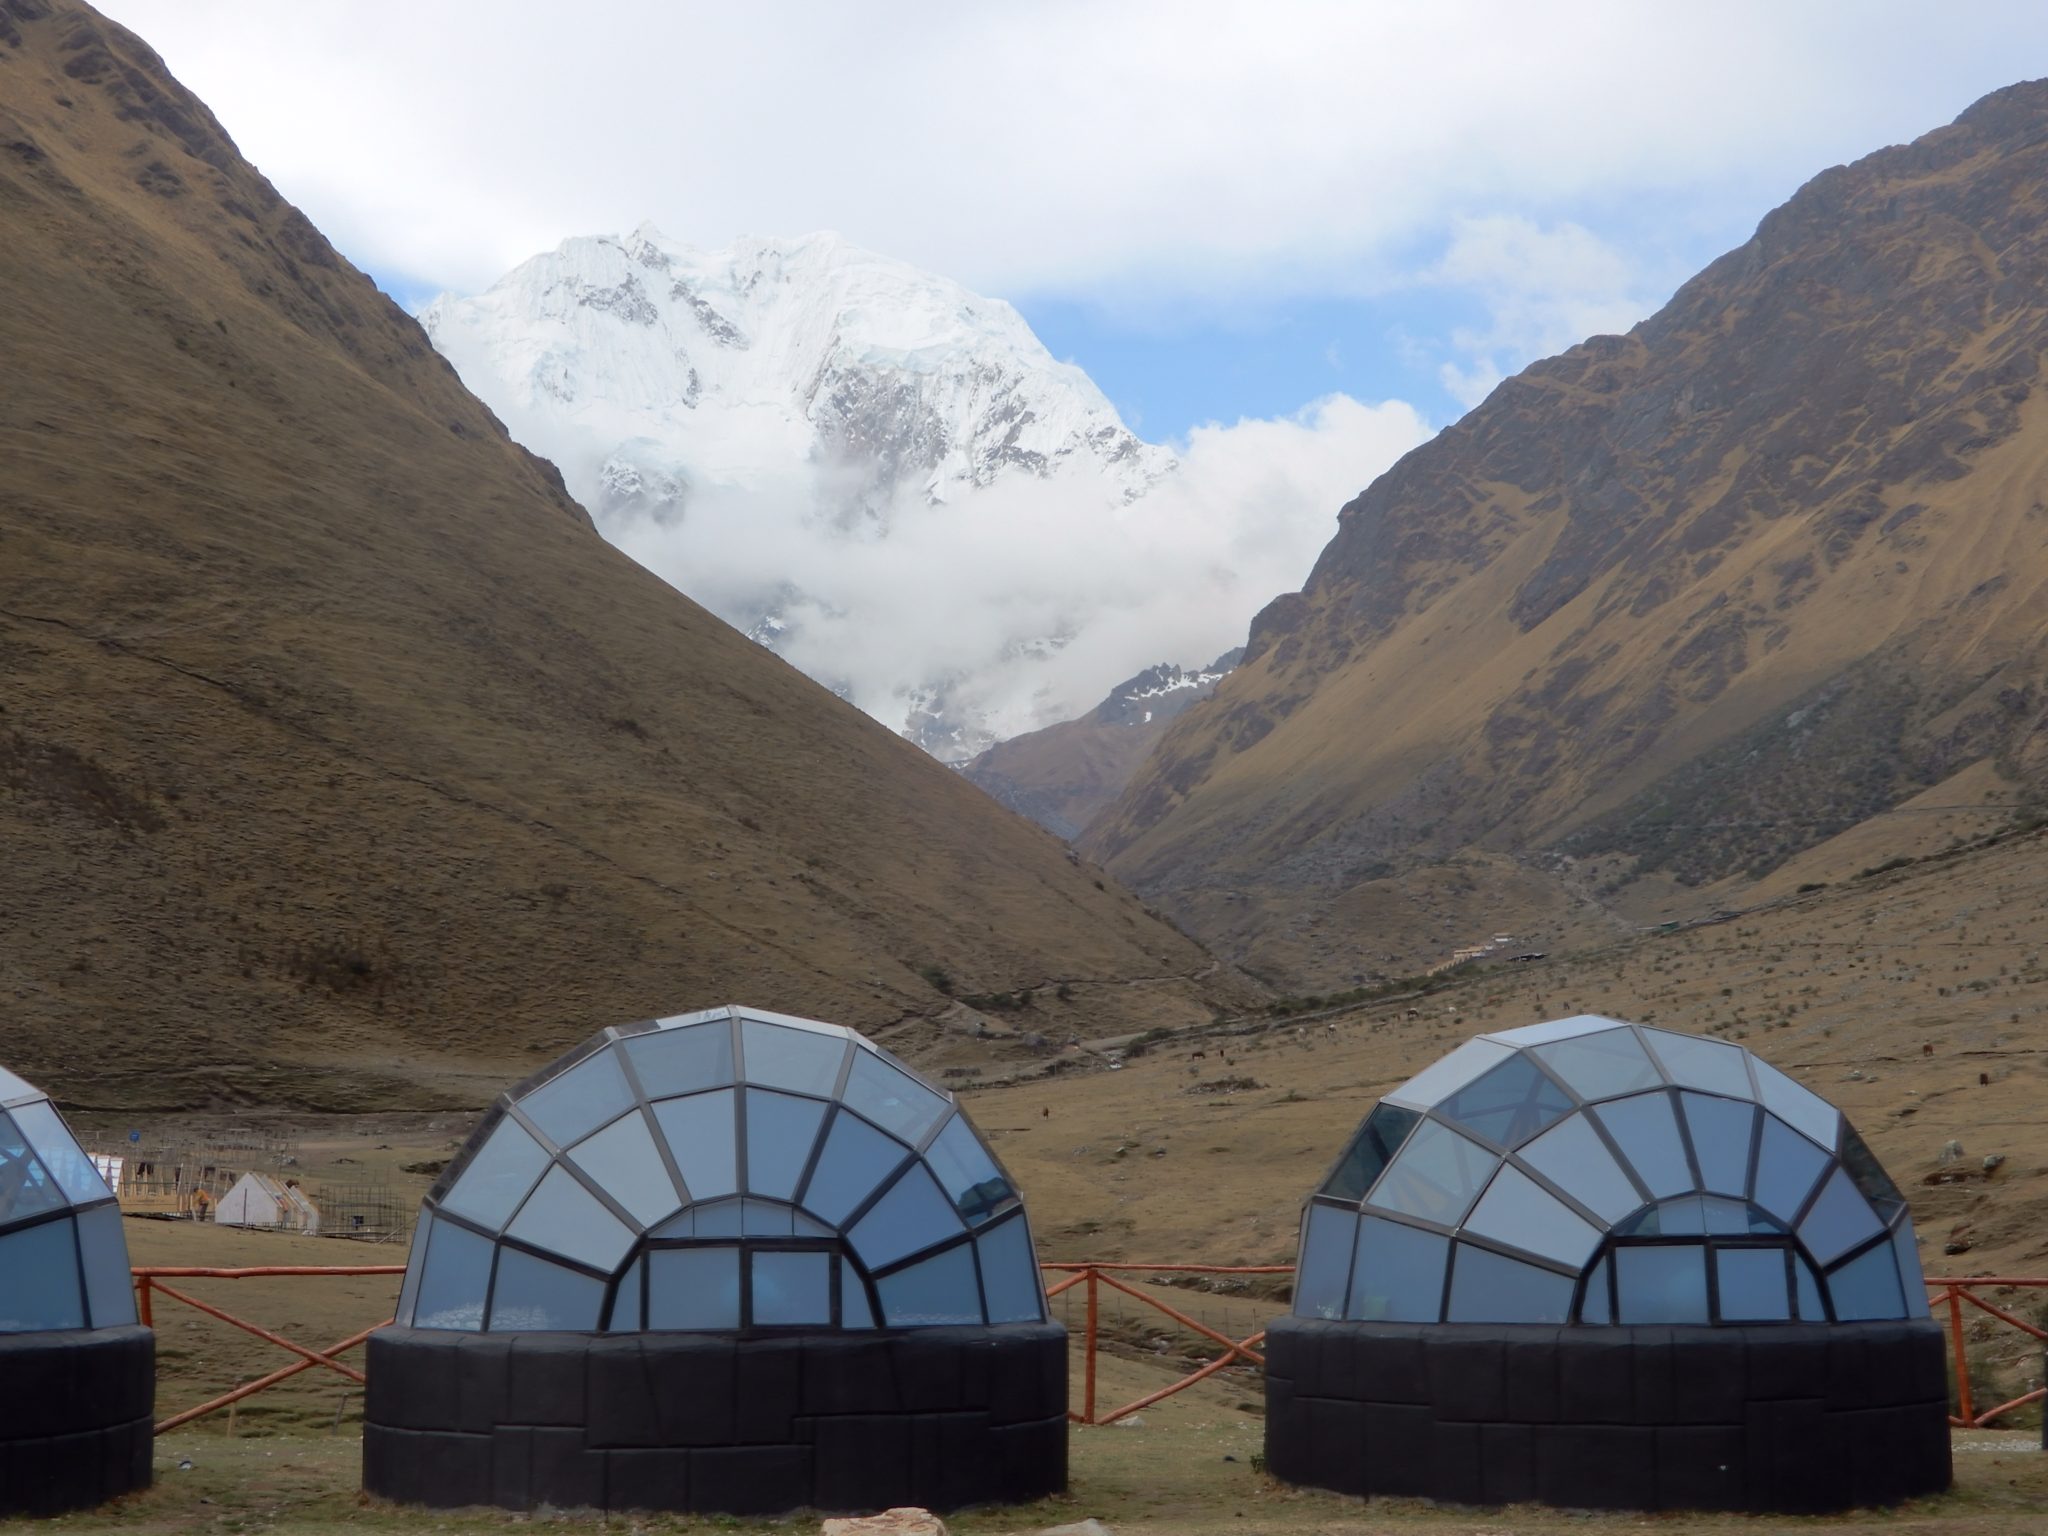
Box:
[215,1172,319,1234]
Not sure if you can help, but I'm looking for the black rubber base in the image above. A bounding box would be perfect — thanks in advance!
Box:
[1264,1318,1951,1513]
[0,1327,155,1516]
[362,1325,1068,1514]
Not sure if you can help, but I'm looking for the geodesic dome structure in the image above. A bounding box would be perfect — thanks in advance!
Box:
[0,1065,153,1515]
[364,1007,1065,1515]
[1264,1017,1949,1513]
[1292,1015,1926,1327]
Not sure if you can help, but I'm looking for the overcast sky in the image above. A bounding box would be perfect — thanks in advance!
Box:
[98,1,2048,438]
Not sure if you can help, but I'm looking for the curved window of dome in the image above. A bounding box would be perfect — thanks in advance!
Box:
[0,1073,139,1335]
[1366,1120,1495,1225]
[1592,1092,1694,1198]
[1531,1027,1662,1099]
[1437,1054,1574,1148]
[1318,1102,1419,1202]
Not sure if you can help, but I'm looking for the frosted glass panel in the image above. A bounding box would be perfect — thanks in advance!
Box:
[1615,1244,1709,1323]
[847,1164,964,1270]
[1445,1243,1573,1322]
[653,1089,738,1201]
[1517,1113,1642,1223]
[10,1102,111,1204]
[506,1165,636,1271]
[800,1110,907,1225]
[1533,1029,1663,1100]
[843,1051,949,1145]
[1463,1165,1602,1268]
[1486,1014,1633,1047]
[569,1111,681,1227]
[1797,1166,1883,1266]
[488,1247,606,1330]
[977,1215,1044,1323]
[0,1067,34,1103]
[876,1244,981,1325]
[624,1022,732,1098]
[1642,1030,1752,1097]
[1438,1056,1573,1147]
[1293,1203,1357,1319]
[648,1246,741,1330]
[0,1218,84,1331]
[414,1218,493,1331]
[751,1250,833,1325]
[1386,1039,1514,1108]
[1366,1120,1496,1225]
[743,1089,828,1199]
[1348,1217,1448,1322]
[520,1048,634,1147]
[442,1117,550,1232]
[76,1203,137,1328]
[1680,1092,1755,1196]
[1594,1092,1695,1198]
[742,1021,846,1096]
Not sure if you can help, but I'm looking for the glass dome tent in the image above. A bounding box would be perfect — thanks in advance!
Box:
[0,1064,154,1516]
[1264,1017,1950,1514]
[364,1007,1066,1516]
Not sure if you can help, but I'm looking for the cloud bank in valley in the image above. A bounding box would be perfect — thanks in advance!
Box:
[594,393,1432,741]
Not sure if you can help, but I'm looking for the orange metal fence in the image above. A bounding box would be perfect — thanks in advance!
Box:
[132,1264,2048,1435]
[133,1266,405,1434]
[1929,1276,2048,1429]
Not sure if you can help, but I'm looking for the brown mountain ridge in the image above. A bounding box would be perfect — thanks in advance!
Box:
[1086,80,2048,987]
[0,0,1252,1112]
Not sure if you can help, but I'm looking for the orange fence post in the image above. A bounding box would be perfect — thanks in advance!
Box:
[1083,1267,1099,1426]
[135,1272,152,1329]
[1947,1285,1974,1428]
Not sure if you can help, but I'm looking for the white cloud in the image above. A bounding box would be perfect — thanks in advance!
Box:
[96,1,2048,309]
[599,394,1432,739]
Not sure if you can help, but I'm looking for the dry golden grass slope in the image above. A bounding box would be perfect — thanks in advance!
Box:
[0,0,1254,1114]
[1087,81,2048,988]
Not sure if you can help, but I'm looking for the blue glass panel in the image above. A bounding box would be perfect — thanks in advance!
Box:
[976,1214,1044,1324]
[441,1117,550,1232]
[505,1165,636,1271]
[1679,1092,1755,1197]
[9,1102,111,1204]
[413,1217,492,1331]
[624,1022,733,1097]
[740,1199,795,1235]
[396,1211,428,1325]
[520,1048,634,1147]
[1438,1055,1574,1147]
[741,1021,846,1096]
[744,1090,828,1199]
[1463,1166,1602,1267]
[0,1218,83,1331]
[752,1250,833,1325]
[1614,1245,1710,1324]
[1387,1039,1514,1108]
[1839,1124,1906,1222]
[76,1203,137,1328]
[924,1114,1013,1224]
[1751,1113,1830,1224]
[1642,1030,1752,1096]
[488,1246,606,1330]
[1750,1057,1839,1149]
[1795,1253,1825,1320]
[1348,1217,1448,1322]
[569,1111,682,1227]
[1517,1112,1642,1223]
[691,1198,742,1237]
[1365,1120,1496,1225]
[1579,1255,1612,1323]
[1593,1092,1695,1198]
[843,1051,949,1145]
[0,1111,64,1225]
[609,1256,643,1330]
[841,1265,876,1328]
[876,1244,981,1325]
[648,1246,741,1329]
[847,1164,964,1270]
[1320,1103,1420,1201]
[1893,1225,1929,1318]
[1715,1247,1791,1321]
[1828,1241,1906,1321]
[1797,1166,1884,1266]
[652,1089,738,1201]
[801,1110,909,1226]
[1444,1243,1574,1323]
[1532,1029,1663,1100]
[1293,1203,1357,1319]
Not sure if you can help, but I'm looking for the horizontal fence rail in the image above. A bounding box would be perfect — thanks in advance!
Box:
[130,1263,2047,1434]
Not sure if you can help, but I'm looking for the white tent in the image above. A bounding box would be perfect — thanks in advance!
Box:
[215,1172,319,1234]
